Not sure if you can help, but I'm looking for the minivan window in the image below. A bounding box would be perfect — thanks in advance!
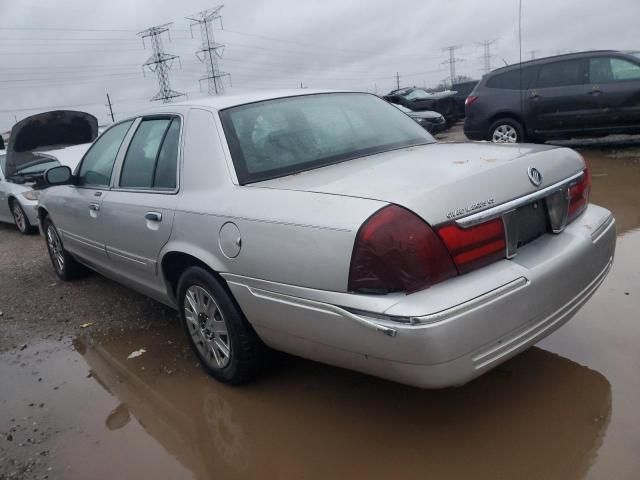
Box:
[77,120,133,187]
[589,57,640,83]
[536,60,582,88]
[486,67,536,90]
[610,58,640,81]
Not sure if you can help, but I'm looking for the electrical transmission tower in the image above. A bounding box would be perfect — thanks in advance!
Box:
[186,5,230,96]
[478,39,497,74]
[138,23,185,103]
[442,45,463,86]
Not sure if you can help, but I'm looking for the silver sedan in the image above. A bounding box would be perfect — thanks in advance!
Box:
[37,91,616,388]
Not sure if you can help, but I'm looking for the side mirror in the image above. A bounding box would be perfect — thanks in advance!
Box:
[44,165,73,186]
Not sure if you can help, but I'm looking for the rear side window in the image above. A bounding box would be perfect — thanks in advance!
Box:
[78,120,133,186]
[589,57,640,83]
[119,117,180,190]
[536,60,582,88]
[486,67,536,90]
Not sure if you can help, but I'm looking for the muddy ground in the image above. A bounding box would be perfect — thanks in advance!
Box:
[1,126,639,479]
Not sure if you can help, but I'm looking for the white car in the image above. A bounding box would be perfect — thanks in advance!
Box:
[0,145,89,233]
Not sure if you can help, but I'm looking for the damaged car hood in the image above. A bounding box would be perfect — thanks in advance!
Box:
[4,110,98,177]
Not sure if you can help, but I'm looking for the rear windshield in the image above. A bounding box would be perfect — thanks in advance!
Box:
[220,93,433,184]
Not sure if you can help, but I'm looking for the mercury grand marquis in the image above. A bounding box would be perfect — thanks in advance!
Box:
[38,90,616,388]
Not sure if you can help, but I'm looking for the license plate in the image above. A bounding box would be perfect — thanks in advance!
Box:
[514,200,548,248]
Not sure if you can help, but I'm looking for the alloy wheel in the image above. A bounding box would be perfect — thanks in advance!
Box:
[492,124,518,143]
[184,285,232,369]
[46,225,65,273]
[12,203,26,232]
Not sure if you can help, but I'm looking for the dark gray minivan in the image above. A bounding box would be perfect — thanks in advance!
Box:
[464,50,640,143]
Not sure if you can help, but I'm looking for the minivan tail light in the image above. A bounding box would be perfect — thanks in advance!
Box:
[349,205,458,294]
[567,168,591,223]
[436,218,506,274]
[465,95,479,106]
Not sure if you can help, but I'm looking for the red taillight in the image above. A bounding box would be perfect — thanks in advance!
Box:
[348,205,457,294]
[567,168,591,223]
[436,218,506,274]
[465,95,479,106]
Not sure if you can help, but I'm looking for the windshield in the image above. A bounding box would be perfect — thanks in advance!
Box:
[403,89,433,101]
[220,93,433,184]
[14,158,60,176]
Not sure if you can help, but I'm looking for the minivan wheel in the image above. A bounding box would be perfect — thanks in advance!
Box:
[10,200,36,234]
[489,118,524,143]
[43,216,88,281]
[177,267,264,385]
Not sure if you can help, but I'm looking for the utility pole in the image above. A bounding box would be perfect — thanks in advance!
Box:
[138,23,184,103]
[395,72,400,90]
[442,45,463,86]
[477,39,497,74]
[186,5,230,96]
[105,93,115,122]
[528,49,539,60]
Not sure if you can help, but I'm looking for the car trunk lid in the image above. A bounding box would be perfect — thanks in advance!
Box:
[252,142,585,227]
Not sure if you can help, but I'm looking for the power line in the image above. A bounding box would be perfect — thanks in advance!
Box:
[441,45,463,86]
[137,23,185,103]
[477,39,498,74]
[186,5,230,95]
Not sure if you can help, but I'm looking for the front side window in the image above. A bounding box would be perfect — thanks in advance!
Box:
[221,93,433,184]
[610,58,640,81]
[590,57,640,83]
[119,117,181,190]
[536,60,583,88]
[78,120,133,186]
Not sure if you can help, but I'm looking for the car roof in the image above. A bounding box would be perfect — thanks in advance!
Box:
[140,89,357,115]
[488,50,625,76]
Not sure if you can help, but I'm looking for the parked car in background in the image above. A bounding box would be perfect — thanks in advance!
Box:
[0,144,90,233]
[39,90,615,389]
[0,110,96,233]
[451,80,479,118]
[384,87,458,125]
[392,103,447,134]
[465,50,640,143]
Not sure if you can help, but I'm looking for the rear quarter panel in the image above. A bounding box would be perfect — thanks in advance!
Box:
[163,107,386,292]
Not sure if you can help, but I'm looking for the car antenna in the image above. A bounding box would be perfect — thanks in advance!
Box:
[502,58,509,66]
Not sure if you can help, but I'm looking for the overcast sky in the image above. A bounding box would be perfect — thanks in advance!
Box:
[1,0,638,132]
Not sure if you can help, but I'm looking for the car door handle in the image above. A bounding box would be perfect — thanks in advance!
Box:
[530,91,540,100]
[589,87,602,95]
[88,203,100,212]
[145,211,162,222]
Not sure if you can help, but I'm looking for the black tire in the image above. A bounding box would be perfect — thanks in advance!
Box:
[177,266,265,385]
[10,199,37,235]
[488,118,525,143]
[42,216,88,281]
